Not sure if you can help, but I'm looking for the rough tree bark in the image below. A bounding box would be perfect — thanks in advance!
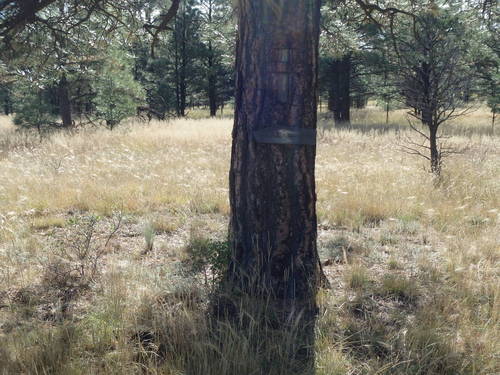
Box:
[221,0,321,372]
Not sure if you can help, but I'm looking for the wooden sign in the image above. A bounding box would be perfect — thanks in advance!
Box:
[253,127,316,145]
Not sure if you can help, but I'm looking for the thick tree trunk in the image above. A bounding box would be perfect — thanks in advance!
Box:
[328,55,351,125]
[58,74,72,128]
[221,0,321,373]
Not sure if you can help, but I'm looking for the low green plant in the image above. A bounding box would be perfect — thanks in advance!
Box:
[183,234,230,286]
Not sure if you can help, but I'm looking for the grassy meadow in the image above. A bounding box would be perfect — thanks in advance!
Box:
[0,106,498,374]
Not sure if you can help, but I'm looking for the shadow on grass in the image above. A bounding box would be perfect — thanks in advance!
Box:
[0,272,489,375]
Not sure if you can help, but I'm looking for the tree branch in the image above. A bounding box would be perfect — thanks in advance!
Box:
[144,0,181,58]
[353,0,415,26]
[0,0,58,38]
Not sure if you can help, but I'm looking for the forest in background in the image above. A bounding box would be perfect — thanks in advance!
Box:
[0,1,497,129]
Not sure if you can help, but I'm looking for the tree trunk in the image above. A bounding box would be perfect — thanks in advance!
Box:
[328,55,351,126]
[180,39,187,117]
[207,1,218,118]
[354,94,366,109]
[179,6,187,117]
[429,125,440,176]
[2,86,12,115]
[58,74,72,128]
[174,19,182,117]
[221,0,321,372]
[327,91,334,113]
[3,99,10,115]
[208,40,218,117]
[492,109,496,135]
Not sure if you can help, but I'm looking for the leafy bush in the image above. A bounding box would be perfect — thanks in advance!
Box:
[184,234,230,286]
[43,213,122,294]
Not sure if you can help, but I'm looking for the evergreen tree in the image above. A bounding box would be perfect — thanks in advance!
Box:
[393,4,475,175]
[13,82,57,136]
[94,49,144,130]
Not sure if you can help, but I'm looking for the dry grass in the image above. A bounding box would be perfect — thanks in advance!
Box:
[0,107,498,374]
[0,118,231,216]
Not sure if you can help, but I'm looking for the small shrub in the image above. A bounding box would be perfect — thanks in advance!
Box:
[45,216,101,288]
[43,213,122,299]
[183,233,230,286]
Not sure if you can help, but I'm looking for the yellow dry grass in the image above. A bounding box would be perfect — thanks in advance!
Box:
[0,118,231,216]
[0,115,14,132]
[0,107,498,374]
